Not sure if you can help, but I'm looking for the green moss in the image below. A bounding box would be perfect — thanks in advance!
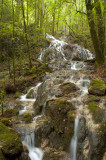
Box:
[90,79,105,89]
[67,110,75,119]
[14,92,22,98]
[35,64,52,76]
[1,118,10,126]
[88,102,105,123]
[26,89,34,98]
[5,109,19,117]
[0,150,6,160]
[87,95,100,104]
[0,122,23,158]
[23,113,33,123]
[60,82,78,94]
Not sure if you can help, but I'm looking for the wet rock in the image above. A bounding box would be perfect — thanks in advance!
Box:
[87,95,101,104]
[23,113,33,123]
[4,108,19,117]
[88,102,105,123]
[0,122,23,159]
[88,79,106,96]
[19,152,31,160]
[60,82,79,95]
[43,147,68,160]
[26,89,34,99]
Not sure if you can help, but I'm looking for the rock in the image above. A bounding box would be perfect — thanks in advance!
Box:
[4,108,19,117]
[23,113,33,123]
[88,102,105,123]
[87,95,101,104]
[34,98,75,151]
[19,152,31,160]
[88,79,106,96]
[45,98,75,150]
[43,147,68,160]
[1,118,10,126]
[26,89,34,99]
[0,122,23,159]
[60,82,79,95]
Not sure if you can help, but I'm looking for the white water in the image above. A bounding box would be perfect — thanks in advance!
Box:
[23,132,43,160]
[70,61,90,160]
[19,82,43,160]
[20,83,42,102]
[70,117,79,160]
[73,44,95,60]
[71,61,85,70]
[46,33,67,60]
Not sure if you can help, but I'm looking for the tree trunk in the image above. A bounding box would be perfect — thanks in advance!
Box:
[21,0,32,68]
[85,0,105,65]
[12,0,16,88]
[94,0,105,54]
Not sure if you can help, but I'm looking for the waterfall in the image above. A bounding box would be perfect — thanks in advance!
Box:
[23,132,43,160]
[70,58,90,159]
[70,117,79,160]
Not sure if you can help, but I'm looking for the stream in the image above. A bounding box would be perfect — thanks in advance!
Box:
[16,34,95,160]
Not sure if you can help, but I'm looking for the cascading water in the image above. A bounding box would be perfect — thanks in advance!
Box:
[70,117,79,160]
[17,34,95,160]
[19,82,43,160]
[22,132,43,160]
[46,33,67,60]
[70,60,91,160]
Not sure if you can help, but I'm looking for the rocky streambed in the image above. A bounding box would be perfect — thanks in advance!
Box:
[0,34,106,160]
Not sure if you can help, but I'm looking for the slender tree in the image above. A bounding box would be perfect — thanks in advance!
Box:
[21,0,32,68]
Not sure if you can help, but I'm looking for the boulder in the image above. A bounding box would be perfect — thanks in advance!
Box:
[88,79,106,96]
[23,113,33,123]
[60,82,79,95]
[0,122,23,159]
[35,98,75,151]
[4,108,19,117]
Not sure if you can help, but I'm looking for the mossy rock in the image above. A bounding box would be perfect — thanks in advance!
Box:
[60,82,78,95]
[87,95,101,104]
[0,150,6,160]
[14,92,22,98]
[35,64,52,76]
[26,89,34,99]
[88,79,106,96]
[23,113,33,123]
[1,118,10,126]
[88,102,105,123]
[5,109,19,117]
[45,98,75,150]
[0,122,23,158]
